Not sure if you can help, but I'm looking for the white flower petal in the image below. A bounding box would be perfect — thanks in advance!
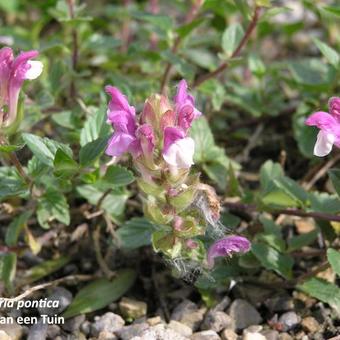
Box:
[314,130,335,157]
[163,137,195,169]
[25,60,43,79]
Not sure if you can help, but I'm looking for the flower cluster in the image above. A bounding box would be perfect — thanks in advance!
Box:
[0,47,43,128]
[105,80,250,269]
[305,97,340,157]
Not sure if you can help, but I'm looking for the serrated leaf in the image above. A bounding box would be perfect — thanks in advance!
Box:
[5,211,32,247]
[221,23,244,57]
[62,269,136,318]
[54,148,79,178]
[252,243,293,278]
[37,189,70,229]
[117,218,155,249]
[22,133,72,167]
[102,165,134,187]
[327,248,340,277]
[79,136,109,166]
[80,107,109,146]
[313,38,339,68]
[298,278,340,313]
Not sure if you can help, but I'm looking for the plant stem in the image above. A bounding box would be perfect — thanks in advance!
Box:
[66,0,78,99]
[192,5,261,89]
[160,0,203,94]
[0,134,31,185]
[224,201,340,223]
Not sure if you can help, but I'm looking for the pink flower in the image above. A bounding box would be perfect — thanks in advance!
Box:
[105,85,139,157]
[207,235,251,268]
[162,127,195,169]
[174,79,201,131]
[0,47,43,128]
[305,97,340,157]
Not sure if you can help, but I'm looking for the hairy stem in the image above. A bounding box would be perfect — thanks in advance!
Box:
[192,6,261,88]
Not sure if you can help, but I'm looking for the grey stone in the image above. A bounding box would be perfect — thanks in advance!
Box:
[278,334,293,340]
[27,319,48,340]
[213,297,231,312]
[221,329,238,340]
[62,314,85,332]
[191,330,221,340]
[168,320,193,337]
[0,321,23,340]
[138,323,188,340]
[38,287,73,315]
[278,311,301,331]
[229,299,262,330]
[243,333,266,340]
[171,300,206,330]
[91,312,125,336]
[98,331,118,340]
[80,320,91,335]
[119,297,147,320]
[46,324,61,339]
[115,323,149,340]
[201,311,234,332]
[261,330,279,340]
[264,294,294,312]
[0,330,11,340]
[147,316,163,326]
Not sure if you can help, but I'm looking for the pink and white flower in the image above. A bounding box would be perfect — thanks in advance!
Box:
[0,47,43,128]
[305,97,340,157]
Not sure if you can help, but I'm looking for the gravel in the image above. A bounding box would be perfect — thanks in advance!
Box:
[38,287,73,316]
[228,299,262,330]
[91,312,125,336]
[278,311,301,331]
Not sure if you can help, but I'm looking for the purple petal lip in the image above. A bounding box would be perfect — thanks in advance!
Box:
[207,235,251,268]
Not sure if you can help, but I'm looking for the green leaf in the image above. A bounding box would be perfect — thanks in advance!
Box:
[79,136,109,167]
[22,256,71,284]
[221,23,244,57]
[176,18,205,39]
[54,148,79,178]
[309,192,340,214]
[37,189,70,229]
[327,248,340,277]
[321,5,340,17]
[77,185,129,219]
[260,160,284,193]
[80,107,110,146]
[1,253,16,292]
[287,230,318,252]
[5,211,32,247]
[22,133,72,167]
[62,269,136,318]
[131,12,173,31]
[252,243,294,279]
[102,165,134,187]
[255,0,271,7]
[313,38,339,68]
[298,278,340,313]
[117,218,155,249]
[256,233,285,252]
[248,53,266,77]
[0,143,25,153]
[328,169,340,198]
[0,167,28,200]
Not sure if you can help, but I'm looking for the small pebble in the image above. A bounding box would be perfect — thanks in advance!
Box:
[91,312,125,336]
[191,330,221,340]
[0,330,11,340]
[80,320,91,335]
[62,314,85,332]
[201,310,234,332]
[0,322,23,340]
[228,299,262,330]
[264,294,294,312]
[278,333,293,340]
[98,331,118,340]
[278,311,301,331]
[221,328,238,340]
[46,324,61,339]
[115,323,149,340]
[261,330,279,340]
[119,297,147,320]
[301,316,320,333]
[147,316,163,326]
[168,320,192,337]
[27,319,48,340]
[243,333,266,340]
[38,287,73,315]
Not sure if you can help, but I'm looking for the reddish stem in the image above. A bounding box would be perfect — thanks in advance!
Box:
[192,6,261,88]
